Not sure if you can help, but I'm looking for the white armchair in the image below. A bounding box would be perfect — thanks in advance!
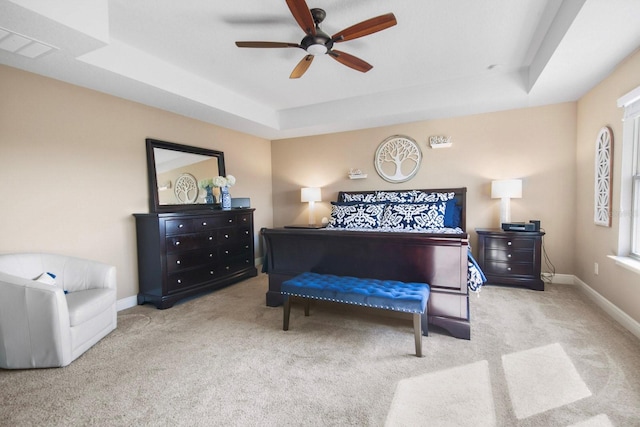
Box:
[0,253,117,369]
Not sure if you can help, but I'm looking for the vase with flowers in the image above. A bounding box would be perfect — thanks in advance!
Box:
[198,179,216,204]
[213,175,236,209]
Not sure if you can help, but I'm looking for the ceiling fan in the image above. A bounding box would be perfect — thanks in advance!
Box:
[235,0,397,79]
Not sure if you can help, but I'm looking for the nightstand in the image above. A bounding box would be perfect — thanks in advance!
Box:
[476,228,545,291]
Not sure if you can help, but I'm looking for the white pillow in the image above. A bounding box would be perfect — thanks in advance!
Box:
[33,272,56,286]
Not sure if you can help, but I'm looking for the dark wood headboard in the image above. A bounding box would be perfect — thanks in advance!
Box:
[335,187,467,232]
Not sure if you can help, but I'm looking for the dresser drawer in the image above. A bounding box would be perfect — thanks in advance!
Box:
[165,219,194,235]
[167,267,218,293]
[220,242,252,260]
[166,233,217,253]
[217,227,251,244]
[484,236,535,251]
[218,255,254,275]
[192,216,234,230]
[483,261,534,277]
[166,250,217,273]
[484,249,533,263]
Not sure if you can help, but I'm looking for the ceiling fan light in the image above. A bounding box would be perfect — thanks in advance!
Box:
[307,44,327,55]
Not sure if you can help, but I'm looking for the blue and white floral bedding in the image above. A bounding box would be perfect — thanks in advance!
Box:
[326,189,487,292]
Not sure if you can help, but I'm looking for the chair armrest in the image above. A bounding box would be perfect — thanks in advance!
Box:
[60,257,116,293]
[0,272,72,369]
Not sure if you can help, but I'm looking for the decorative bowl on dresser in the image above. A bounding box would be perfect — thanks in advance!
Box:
[475,228,545,291]
[134,138,257,309]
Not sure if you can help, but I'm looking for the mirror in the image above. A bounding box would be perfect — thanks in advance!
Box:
[146,138,226,212]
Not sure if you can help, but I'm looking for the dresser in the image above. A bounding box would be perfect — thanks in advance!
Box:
[134,209,258,308]
[476,228,545,291]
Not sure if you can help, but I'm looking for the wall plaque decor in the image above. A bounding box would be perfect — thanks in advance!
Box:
[374,135,422,183]
[594,126,613,226]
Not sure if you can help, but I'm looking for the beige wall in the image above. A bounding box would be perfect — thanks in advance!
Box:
[0,65,273,301]
[576,48,640,323]
[272,103,577,275]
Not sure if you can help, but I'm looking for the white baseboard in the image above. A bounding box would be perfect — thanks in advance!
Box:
[548,273,574,285]
[117,295,138,312]
[572,276,640,340]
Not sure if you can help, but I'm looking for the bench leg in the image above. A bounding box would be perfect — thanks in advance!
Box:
[422,308,429,337]
[283,296,291,331]
[413,313,423,357]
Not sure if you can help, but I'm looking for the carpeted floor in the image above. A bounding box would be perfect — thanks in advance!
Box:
[1,273,639,426]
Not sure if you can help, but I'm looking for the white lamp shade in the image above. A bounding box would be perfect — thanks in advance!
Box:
[301,187,321,202]
[491,179,522,199]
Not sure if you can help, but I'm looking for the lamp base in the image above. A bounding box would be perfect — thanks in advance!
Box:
[499,198,511,226]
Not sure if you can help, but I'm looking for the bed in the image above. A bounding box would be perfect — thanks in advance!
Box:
[261,187,485,340]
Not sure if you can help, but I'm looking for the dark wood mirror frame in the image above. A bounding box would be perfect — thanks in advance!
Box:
[146,138,226,213]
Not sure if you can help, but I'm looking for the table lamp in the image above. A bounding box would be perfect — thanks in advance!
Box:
[491,179,522,225]
[301,187,321,225]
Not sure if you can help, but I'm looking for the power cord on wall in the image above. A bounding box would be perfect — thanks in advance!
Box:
[540,230,556,283]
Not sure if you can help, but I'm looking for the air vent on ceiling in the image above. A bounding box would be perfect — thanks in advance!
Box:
[0,27,58,59]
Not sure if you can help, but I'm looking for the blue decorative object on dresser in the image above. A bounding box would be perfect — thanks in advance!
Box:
[204,185,215,204]
[221,186,231,210]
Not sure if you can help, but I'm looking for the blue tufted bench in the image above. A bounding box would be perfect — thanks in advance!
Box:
[281,272,430,357]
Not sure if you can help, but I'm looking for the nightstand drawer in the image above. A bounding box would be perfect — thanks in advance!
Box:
[484,249,533,263]
[484,237,535,250]
[483,261,534,276]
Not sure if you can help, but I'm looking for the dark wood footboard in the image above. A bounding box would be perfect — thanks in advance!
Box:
[261,227,471,340]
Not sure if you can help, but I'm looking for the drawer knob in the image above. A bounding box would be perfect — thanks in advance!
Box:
[225,266,230,270]
[209,236,213,241]
[245,245,249,249]
[177,279,182,284]
[507,267,512,271]
[176,260,181,265]
[175,241,180,246]
[210,271,214,275]
[225,250,229,254]
[228,219,233,223]
[225,234,229,239]
[507,241,512,246]
[178,224,184,228]
[202,222,207,226]
[209,253,214,258]
[245,231,249,235]
[243,218,247,222]
[507,254,512,258]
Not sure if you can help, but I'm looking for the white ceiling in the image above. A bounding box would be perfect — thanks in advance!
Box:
[1,0,639,140]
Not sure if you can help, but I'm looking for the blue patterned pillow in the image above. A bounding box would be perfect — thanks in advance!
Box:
[381,202,447,230]
[327,202,386,229]
[341,192,377,203]
[413,191,456,203]
[375,191,415,203]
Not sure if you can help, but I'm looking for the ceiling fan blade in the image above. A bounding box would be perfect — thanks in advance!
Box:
[286,0,316,35]
[332,13,397,42]
[328,50,373,73]
[236,41,300,48]
[290,55,314,79]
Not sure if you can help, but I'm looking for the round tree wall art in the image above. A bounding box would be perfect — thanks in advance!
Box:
[374,135,422,183]
[594,126,613,227]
